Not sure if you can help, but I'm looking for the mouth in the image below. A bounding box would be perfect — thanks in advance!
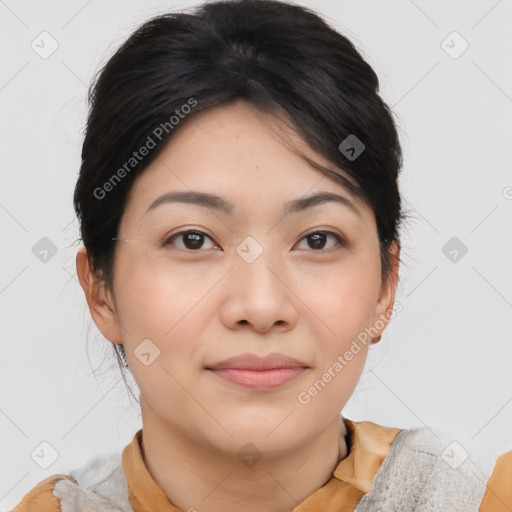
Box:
[207,367,308,390]
[205,353,309,390]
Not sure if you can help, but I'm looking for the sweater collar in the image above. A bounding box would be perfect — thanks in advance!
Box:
[121,417,402,512]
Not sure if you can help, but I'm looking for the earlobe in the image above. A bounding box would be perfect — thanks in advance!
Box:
[75,245,124,345]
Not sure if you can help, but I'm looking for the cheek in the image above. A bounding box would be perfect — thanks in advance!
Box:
[298,255,381,340]
[115,264,208,414]
[296,251,380,403]
[296,334,368,417]
[112,256,214,402]
[113,247,215,337]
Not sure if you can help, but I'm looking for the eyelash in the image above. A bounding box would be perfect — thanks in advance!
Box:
[162,229,346,253]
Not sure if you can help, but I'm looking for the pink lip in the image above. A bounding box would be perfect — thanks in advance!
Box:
[206,353,309,390]
[210,367,307,389]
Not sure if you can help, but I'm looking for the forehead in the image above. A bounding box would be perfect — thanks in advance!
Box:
[122,100,369,224]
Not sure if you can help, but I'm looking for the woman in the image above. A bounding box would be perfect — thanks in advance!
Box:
[12,0,511,510]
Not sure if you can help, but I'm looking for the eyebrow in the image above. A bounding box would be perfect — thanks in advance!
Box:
[144,190,362,218]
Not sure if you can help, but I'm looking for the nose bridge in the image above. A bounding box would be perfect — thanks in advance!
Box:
[233,233,284,294]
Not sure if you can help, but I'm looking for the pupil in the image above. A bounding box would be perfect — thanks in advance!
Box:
[185,232,203,249]
[309,233,326,250]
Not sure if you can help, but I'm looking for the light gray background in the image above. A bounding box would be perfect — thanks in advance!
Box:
[1,0,511,509]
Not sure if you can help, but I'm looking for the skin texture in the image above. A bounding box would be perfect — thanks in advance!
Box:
[76,99,400,512]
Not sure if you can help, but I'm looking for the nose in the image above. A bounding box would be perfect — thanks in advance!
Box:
[218,250,298,334]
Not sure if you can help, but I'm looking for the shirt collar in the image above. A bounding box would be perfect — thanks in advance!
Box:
[121,417,402,512]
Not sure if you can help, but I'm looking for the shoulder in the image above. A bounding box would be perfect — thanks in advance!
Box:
[355,424,505,511]
[10,474,78,512]
[480,449,512,512]
[10,452,132,512]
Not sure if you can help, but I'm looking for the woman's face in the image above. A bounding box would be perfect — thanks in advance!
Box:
[80,100,399,455]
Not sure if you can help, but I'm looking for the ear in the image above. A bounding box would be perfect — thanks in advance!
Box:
[371,241,401,339]
[76,245,124,345]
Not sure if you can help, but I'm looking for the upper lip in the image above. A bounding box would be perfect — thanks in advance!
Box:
[207,353,309,371]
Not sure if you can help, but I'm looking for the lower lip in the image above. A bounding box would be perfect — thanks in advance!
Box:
[208,367,307,390]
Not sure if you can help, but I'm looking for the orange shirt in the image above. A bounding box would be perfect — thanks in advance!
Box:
[11,419,512,511]
[123,419,401,512]
[480,450,512,511]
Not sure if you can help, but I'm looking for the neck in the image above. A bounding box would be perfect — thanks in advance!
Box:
[140,404,348,512]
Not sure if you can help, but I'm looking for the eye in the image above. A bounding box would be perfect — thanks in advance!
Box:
[295,230,345,251]
[162,229,345,252]
[163,230,220,251]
